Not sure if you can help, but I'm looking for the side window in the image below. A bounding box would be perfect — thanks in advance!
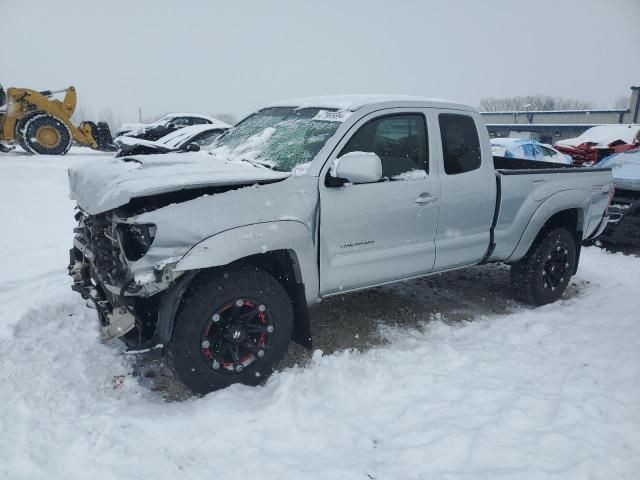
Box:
[190,117,210,125]
[339,114,428,178]
[540,145,556,157]
[171,117,191,127]
[192,130,223,146]
[439,113,481,175]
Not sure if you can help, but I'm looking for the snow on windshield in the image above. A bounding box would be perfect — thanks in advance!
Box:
[208,107,343,172]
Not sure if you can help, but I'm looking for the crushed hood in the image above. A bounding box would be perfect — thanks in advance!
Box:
[68,152,290,214]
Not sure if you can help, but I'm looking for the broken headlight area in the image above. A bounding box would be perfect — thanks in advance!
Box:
[117,223,156,261]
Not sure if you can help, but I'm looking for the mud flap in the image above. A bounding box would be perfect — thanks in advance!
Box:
[291,281,312,350]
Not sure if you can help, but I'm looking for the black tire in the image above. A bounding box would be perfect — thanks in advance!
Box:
[23,113,72,155]
[510,227,577,306]
[167,265,294,394]
[15,110,44,154]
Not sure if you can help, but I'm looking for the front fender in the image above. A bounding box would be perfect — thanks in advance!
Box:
[175,220,319,303]
[506,189,590,262]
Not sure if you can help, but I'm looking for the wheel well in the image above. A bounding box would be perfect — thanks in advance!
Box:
[539,208,582,241]
[534,208,583,275]
[158,250,312,350]
[239,250,312,349]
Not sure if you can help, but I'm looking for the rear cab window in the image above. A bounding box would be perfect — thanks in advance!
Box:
[439,113,481,175]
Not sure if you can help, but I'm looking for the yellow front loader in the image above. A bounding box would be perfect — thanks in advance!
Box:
[0,84,114,155]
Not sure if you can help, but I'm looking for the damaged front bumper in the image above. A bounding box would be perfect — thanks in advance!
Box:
[69,247,193,354]
[68,209,189,347]
[69,252,139,341]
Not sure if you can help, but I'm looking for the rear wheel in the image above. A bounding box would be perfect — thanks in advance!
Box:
[510,227,577,305]
[23,113,72,155]
[166,265,294,394]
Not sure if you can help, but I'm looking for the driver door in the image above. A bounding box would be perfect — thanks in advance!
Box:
[319,110,441,295]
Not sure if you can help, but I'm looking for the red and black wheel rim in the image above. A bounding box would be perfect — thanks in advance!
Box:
[200,298,274,374]
[542,244,570,291]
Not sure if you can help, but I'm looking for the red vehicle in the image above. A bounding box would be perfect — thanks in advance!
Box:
[554,124,640,165]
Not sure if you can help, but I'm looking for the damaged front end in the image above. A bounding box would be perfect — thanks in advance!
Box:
[68,207,188,352]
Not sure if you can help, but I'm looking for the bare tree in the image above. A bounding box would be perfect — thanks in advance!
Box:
[612,95,630,109]
[479,95,594,112]
[71,104,93,125]
[97,107,122,133]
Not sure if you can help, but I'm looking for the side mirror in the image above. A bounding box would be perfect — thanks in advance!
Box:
[329,152,382,185]
[185,143,200,152]
[166,122,176,129]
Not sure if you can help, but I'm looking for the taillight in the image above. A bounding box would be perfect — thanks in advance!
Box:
[604,187,615,216]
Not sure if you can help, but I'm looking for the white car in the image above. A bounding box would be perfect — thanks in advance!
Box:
[491,138,573,165]
[116,113,227,141]
[114,123,230,157]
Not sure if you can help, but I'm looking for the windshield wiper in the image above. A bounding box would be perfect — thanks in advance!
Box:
[239,158,285,172]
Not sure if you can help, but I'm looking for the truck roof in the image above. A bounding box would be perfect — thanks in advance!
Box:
[268,94,476,112]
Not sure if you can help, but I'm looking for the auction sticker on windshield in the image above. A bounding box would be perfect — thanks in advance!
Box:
[312,110,352,122]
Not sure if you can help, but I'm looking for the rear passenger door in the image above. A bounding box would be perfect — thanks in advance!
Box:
[433,112,496,269]
[319,110,441,295]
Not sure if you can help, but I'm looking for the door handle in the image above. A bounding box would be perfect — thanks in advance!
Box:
[414,192,438,205]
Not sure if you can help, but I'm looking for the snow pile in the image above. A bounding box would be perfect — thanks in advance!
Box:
[1,150,640,479]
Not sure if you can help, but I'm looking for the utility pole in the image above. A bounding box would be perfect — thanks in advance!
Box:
[138,108,142,123]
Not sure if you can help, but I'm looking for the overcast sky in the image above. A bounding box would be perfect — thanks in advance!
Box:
[2,0,639,124]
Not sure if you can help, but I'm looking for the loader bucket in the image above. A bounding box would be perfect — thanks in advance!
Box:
[95,122,116,151]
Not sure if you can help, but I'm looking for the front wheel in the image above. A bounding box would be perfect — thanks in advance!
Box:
[510,227,577,306]
[15,110,44,154]
[166,265,294,394]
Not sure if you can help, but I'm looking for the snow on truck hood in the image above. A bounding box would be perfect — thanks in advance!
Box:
[68,152,290,214]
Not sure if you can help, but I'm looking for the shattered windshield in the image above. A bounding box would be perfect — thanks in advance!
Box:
[208,107,344,172]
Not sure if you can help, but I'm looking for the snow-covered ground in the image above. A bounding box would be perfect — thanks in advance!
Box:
[1,149,639,479]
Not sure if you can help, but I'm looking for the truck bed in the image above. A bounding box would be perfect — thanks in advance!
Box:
[493,155,608,173]
[488,156,612,262]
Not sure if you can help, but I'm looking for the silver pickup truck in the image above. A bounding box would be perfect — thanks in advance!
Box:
[68,95,613,393]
